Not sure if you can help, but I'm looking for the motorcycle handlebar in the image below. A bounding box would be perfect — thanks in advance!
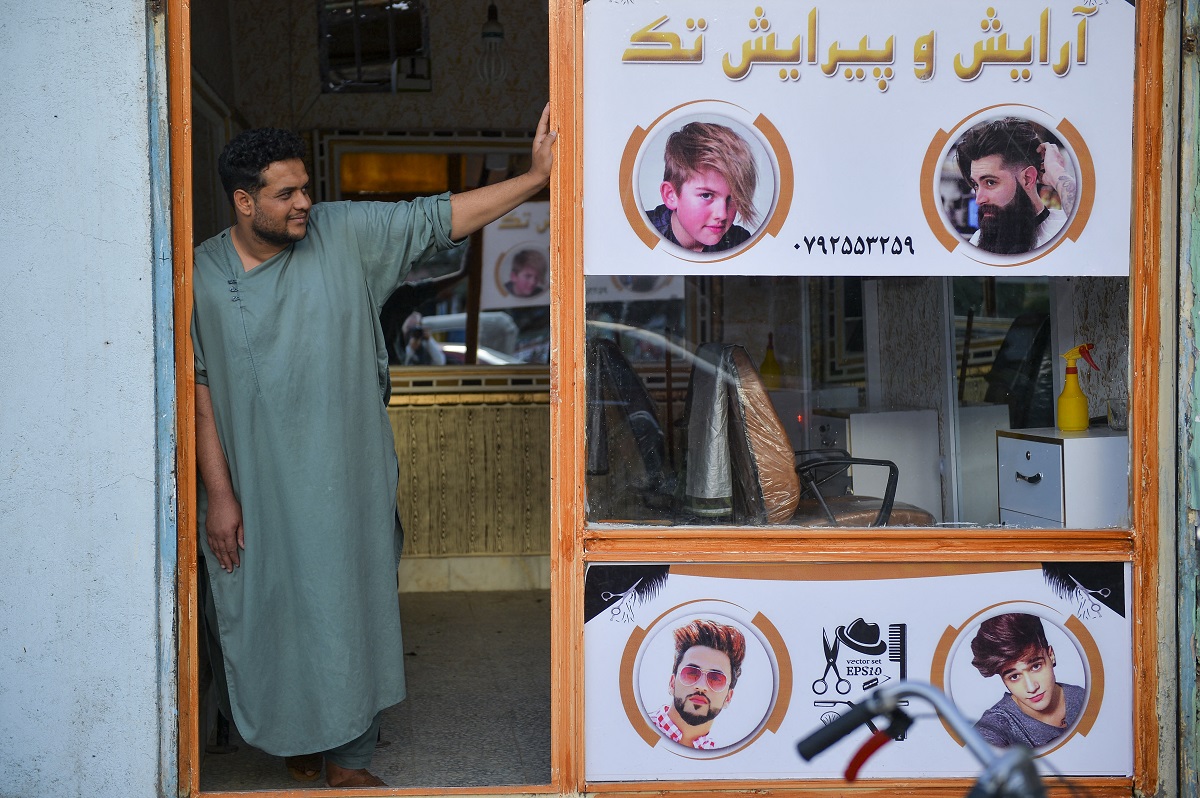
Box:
[795,683,1046,798]
[796,700,878,761]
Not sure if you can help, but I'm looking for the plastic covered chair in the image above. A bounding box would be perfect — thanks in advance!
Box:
[585,337,674,516]
[683,344,934,527]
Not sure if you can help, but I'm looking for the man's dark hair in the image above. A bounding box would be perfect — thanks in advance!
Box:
[970,613,1051,678]
[218,128,307,207]
[672,619,747,689]
[955,117,1043,184]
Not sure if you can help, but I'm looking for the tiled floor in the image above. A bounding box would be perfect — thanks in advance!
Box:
[200,590,551,791]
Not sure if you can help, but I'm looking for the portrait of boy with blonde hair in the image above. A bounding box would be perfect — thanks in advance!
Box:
[644,121,759,254]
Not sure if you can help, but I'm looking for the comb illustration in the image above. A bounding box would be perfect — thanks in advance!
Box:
[887,623,908,740]
[888,623,907,679]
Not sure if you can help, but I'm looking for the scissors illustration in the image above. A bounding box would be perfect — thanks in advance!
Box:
[600,578,642,620]
[1070,575,1111,615]
[812,629,851,695]
[600,578,642,604]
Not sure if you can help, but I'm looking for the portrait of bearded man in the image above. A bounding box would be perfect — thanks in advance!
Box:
[646,619,746,750]
[954,117,1076,256]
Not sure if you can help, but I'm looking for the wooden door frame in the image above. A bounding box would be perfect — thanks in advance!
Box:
[169,0,573,794]
[168,0,198,790]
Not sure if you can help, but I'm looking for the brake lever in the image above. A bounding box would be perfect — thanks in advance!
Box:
[845,729,892,781]
[844,709,915,782]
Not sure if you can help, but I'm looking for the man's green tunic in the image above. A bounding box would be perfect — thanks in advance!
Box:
[191,196,457,755]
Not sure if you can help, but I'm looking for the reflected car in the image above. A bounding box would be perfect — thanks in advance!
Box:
[440,343,521,365]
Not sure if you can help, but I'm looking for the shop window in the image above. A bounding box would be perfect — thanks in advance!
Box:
[583,273,1131,529]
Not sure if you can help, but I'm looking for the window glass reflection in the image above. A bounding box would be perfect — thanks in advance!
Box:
[585,275,1130,530]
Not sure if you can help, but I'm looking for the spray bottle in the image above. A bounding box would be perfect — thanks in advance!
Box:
[1057,343,1099,431]
[760,333,782,389]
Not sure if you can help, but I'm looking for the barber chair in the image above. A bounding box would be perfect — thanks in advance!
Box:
[585,337,674,517]
[792,450,924,526]
[683,344,935,527]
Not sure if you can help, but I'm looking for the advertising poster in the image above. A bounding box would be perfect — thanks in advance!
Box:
[583,562,1132,781]
[583,1,1135,277]
[482,202,686,310]
[481,202,553,310]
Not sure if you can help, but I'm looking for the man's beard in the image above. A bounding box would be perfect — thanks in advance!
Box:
[252,206,306,247]
[975,188,1039,254]
[674,693,723,727]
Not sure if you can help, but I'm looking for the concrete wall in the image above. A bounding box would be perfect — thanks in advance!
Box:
[0,2,165,797]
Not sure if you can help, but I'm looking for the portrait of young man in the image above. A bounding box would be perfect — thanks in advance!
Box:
[646,618,747,750]
[969,613,1086,749]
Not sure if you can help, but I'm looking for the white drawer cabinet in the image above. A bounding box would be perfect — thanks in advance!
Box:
[996,428,1129,528]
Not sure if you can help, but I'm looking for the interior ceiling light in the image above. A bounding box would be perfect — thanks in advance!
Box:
[477,2,508,84]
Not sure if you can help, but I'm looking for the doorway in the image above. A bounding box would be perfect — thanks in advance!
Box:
[178,0,554,792]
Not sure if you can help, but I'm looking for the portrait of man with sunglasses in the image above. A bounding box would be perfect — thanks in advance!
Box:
[647,619,746,749]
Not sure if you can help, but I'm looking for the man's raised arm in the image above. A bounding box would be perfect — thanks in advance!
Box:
[1038,142,1077,216]
[449,104,557,240]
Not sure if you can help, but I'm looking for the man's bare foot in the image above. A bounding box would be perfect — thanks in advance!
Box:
[284,753,322,781]
[325,760,387,788]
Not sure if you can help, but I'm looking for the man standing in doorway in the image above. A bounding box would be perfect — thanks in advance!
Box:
[193,106,555,787]
[647,619,746,749]
[955,117,1074,255]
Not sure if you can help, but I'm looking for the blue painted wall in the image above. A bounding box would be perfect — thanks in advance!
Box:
[0,2,167,796]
